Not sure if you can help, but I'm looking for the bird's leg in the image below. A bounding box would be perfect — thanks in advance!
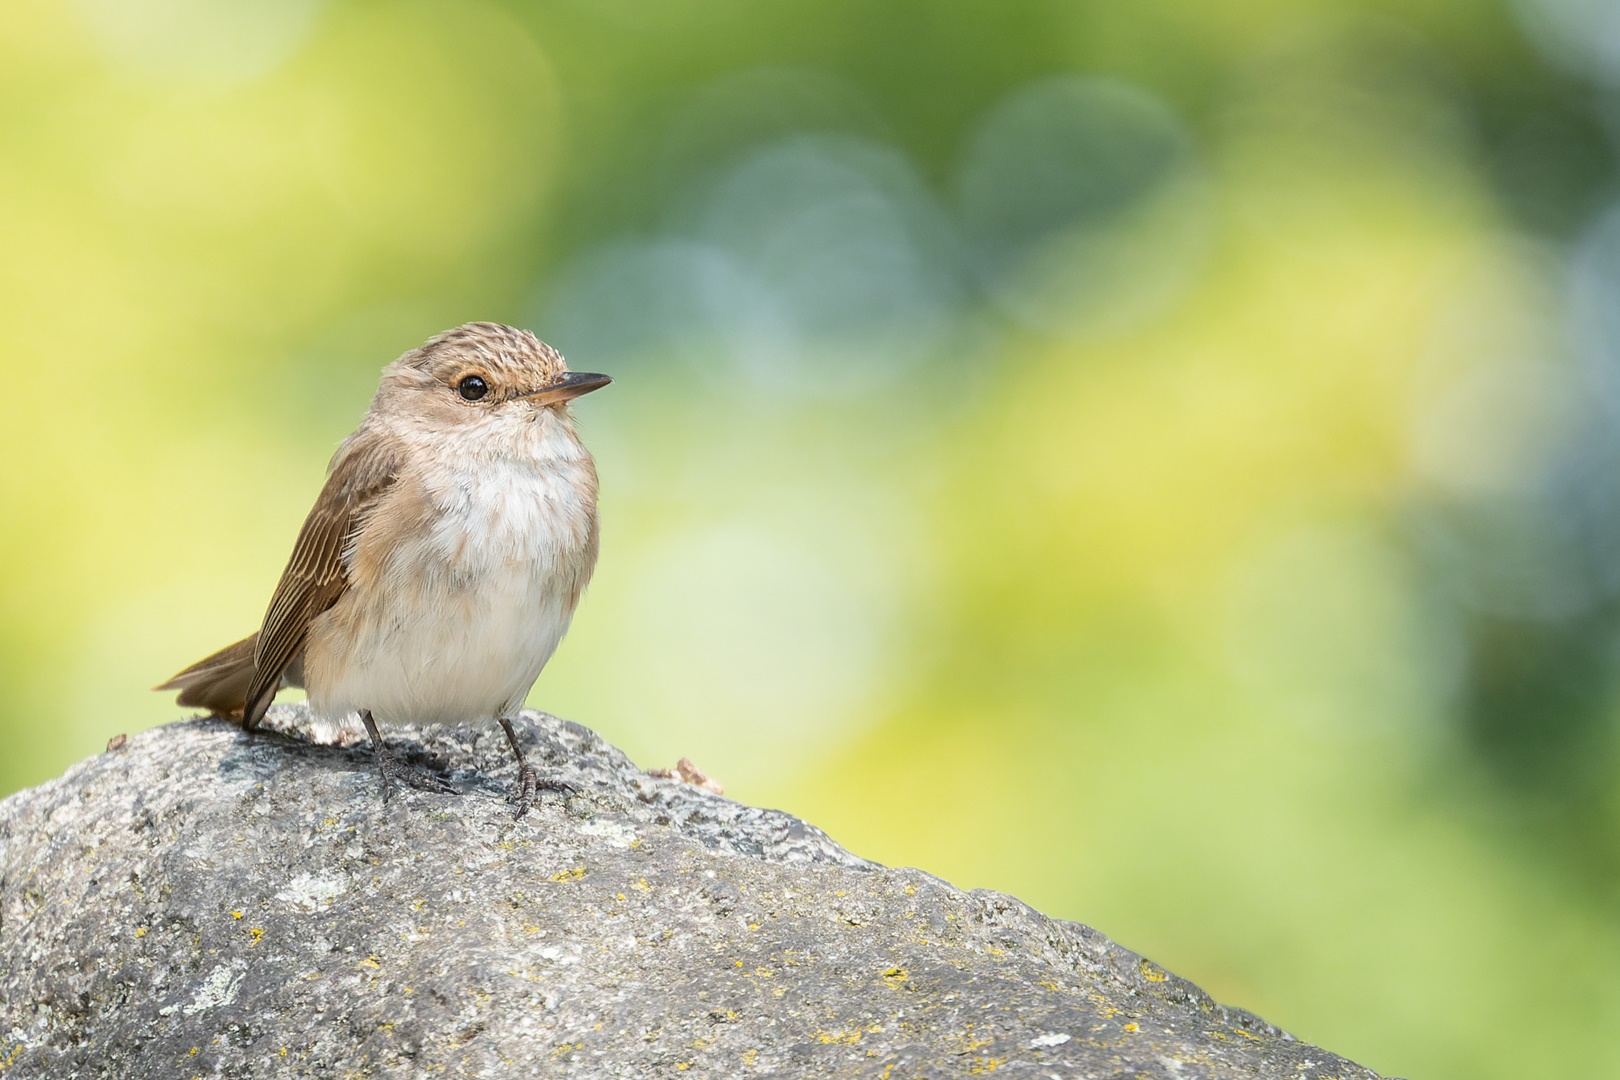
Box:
[361,710,458,798]
[499,716,577,819]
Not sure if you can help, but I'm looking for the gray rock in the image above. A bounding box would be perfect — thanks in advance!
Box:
[0,706,1383,1079]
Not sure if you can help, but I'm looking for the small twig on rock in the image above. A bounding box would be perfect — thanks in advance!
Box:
[646,756,724,795]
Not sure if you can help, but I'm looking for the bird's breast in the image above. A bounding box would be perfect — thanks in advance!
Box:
[305,444,600,726]
[422,456,597,588]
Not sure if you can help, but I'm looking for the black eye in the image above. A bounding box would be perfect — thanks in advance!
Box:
[457,375,488,401]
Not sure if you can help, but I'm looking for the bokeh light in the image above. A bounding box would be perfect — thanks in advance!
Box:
[5,2,1620,1077]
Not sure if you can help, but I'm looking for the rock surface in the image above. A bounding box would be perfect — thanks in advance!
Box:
[0,706,1383,1079]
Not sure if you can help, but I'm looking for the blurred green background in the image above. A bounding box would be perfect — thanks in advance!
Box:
[4,0,1620,1075]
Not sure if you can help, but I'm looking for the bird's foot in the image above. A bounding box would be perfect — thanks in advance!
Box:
[374,744,459,800]
[507,760,578,819]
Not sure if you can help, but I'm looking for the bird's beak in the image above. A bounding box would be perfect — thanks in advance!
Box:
[520,372,612,405]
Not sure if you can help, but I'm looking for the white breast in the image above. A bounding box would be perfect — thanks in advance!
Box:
[306,416,597,728]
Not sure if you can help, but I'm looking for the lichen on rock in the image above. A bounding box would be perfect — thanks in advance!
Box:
[0,705,1383,1078]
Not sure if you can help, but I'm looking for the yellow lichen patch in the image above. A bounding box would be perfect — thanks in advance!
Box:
[674,1062,690,1071]
[248,927,265,946]
[814,1027,865,1045]
[1233,1027,1262,1041]
[967,1057,1007,1074]
[230,911,243,920]
[358,955,381,969]
[551,1042,583,1058]
[550,867,587,883]
[1123,1022,1138,1033]
[741,1048,759,1066]
[633,878,651,892]
[134,927,147,938]
[903,884,917,895]
[882,967,909,987]
[1138,960,1168,983]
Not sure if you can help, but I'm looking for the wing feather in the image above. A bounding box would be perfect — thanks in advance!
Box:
[242,430,402,730]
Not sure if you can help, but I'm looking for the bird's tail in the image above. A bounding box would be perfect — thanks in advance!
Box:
[154,633,260,720]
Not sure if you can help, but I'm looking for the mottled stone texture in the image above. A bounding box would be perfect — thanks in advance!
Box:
[0,706,1381,1079]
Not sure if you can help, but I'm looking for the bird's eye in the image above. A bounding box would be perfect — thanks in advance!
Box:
[457,375,488,401]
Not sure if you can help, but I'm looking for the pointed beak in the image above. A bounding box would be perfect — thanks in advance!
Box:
[520,371,612,406]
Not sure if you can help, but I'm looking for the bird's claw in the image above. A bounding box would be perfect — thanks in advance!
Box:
[374,745,459,799]
[508,761,578,819]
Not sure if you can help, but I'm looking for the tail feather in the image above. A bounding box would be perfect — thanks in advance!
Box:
[155,634,260,719]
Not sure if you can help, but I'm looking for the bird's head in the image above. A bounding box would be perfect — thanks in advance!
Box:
[375,322,611,434]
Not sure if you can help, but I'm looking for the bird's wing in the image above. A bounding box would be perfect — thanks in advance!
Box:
[243,429,403,730]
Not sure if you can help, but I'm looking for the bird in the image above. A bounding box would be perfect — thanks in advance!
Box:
[157,322,610,815]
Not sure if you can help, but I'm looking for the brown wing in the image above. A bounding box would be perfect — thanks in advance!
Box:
[242,428,402,730]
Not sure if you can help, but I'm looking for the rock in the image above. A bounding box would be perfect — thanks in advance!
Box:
[0,706,1383,1078]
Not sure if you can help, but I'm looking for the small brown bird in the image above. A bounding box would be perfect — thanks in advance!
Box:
[158,323,610,814]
